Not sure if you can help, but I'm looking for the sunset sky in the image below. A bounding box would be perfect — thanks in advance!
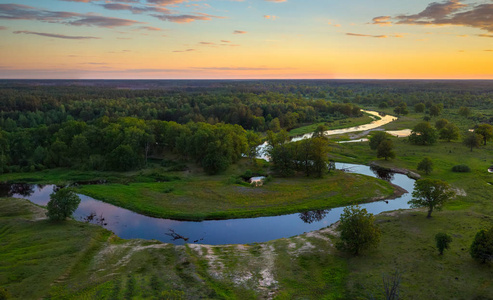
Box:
[1,0,493,79]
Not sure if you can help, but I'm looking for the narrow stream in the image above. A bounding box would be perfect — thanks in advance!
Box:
[2,163,415,245]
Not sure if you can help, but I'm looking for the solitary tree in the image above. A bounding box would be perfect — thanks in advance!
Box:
[429,104,442,117]
[409,179,455,218]
[46,188,81,221]
[463,132,481,152]
[417,157,433,175]
[470,226,493,264]
[377,139,395,160]
[336,205,381,255]
[369,131,390,150]
[435,232,452,255]
[475,124,493,145]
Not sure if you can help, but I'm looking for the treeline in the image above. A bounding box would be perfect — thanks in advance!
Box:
[0,117,258,174]
[266,127,333,177]
[0,85,362,132]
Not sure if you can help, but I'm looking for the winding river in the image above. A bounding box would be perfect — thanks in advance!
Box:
[3,110,413,245]
[3,163,415,245]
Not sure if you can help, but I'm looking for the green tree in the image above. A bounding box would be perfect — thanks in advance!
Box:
[439,123,460,142]
[409,179,455,218]
[336,205,381,255]
[417,157,433,175]
[310,136,330,177]
[0,287,10,300]
[46,188,81,221]
[470,226,493,264]
[463,132,481,152]
[435,232,452,255]
[369,131,390,150]
[429,104,442,117]
[435,118,449,130]
[108,144,142,171]
[458,106,471,118]
[475,123,493,145]
[246,131,261,162]
[409,122,437,145]
[414,103,425,113]
[377,139,395,160]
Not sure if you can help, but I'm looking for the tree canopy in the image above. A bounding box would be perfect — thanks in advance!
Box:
[409,179,455,218]
[336,205,381,255]
[46,188,81,221]
[409,122,438,145]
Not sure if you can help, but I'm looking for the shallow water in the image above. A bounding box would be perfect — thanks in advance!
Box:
[4,163,414,245]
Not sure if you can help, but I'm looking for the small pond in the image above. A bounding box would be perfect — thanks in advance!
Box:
[1,163,415,245]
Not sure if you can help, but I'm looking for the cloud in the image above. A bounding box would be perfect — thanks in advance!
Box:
[146,0,186,6]
[391,0,493,33]
[100,3,171,14]
[60,0,93,2]
[192,66,292,71]
[346,32,388,38]
[137,26,162,31]
[152,12,223,23]
[173,48,195,52]
[68,16,143,28]
[264,0,286,2]
[0,4,143,28]
[13,30,100,39]
[264,15,278,20]
[221,40,231,43]
[200,42,214,45]
[233,30,247,34]
[479,34,493,38]
[0,26,7,30]
[372,16,392,26]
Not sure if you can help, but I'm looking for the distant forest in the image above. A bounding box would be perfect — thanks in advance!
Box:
[1,80,492,174]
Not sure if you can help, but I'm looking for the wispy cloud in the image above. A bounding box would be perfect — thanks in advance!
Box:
[372,16,392,26]
[192,66,293,71]
[146,0,187,6]
[173,48,196,52]
[346,33,388,38]
[264,15,278,20]
[0,26,7,30]
[0,4,143,28]
[264,0,287,3]
[233,30,247,34]
[13,30,100,39]
[152,13,223,23]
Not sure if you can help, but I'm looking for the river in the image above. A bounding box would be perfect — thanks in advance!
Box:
[3,163,414,245]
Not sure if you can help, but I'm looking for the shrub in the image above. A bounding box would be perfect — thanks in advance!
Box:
[435,233,452,255]
[452,165,471,173]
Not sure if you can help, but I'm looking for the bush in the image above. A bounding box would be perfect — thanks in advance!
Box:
[452,165,471,173]
[0,287,10,300]
[435,232,452,255]
[470,226,493,264]
[46,188,81,221]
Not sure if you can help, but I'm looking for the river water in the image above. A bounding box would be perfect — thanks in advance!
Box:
[2,163,414,245]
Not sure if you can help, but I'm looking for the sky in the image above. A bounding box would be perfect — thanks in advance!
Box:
[0,0,493,79]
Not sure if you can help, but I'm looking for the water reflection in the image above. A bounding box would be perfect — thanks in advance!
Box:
[5,163,415,245]
[370,165,395,182]
[0,183,35,198]
[299,209,331,224]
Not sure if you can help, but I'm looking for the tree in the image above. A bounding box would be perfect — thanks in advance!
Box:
[475,123,493,145]
[409,122,437,145]
[439,123,460,142]
[435,118,449,130]
[417,157,433,175]
[310,136,330,177]
[429,104,442,117]
[458,106,471,118]
[414,103,425,113]
[409,179,455,218]
[0,287,10,300]
[46,188,81,221]
[336,205,381,255]
[470,226,493,264]
[435,233,452,255]
[369,131,390,150]
[377,139,395,160]
[463,132,481,152]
